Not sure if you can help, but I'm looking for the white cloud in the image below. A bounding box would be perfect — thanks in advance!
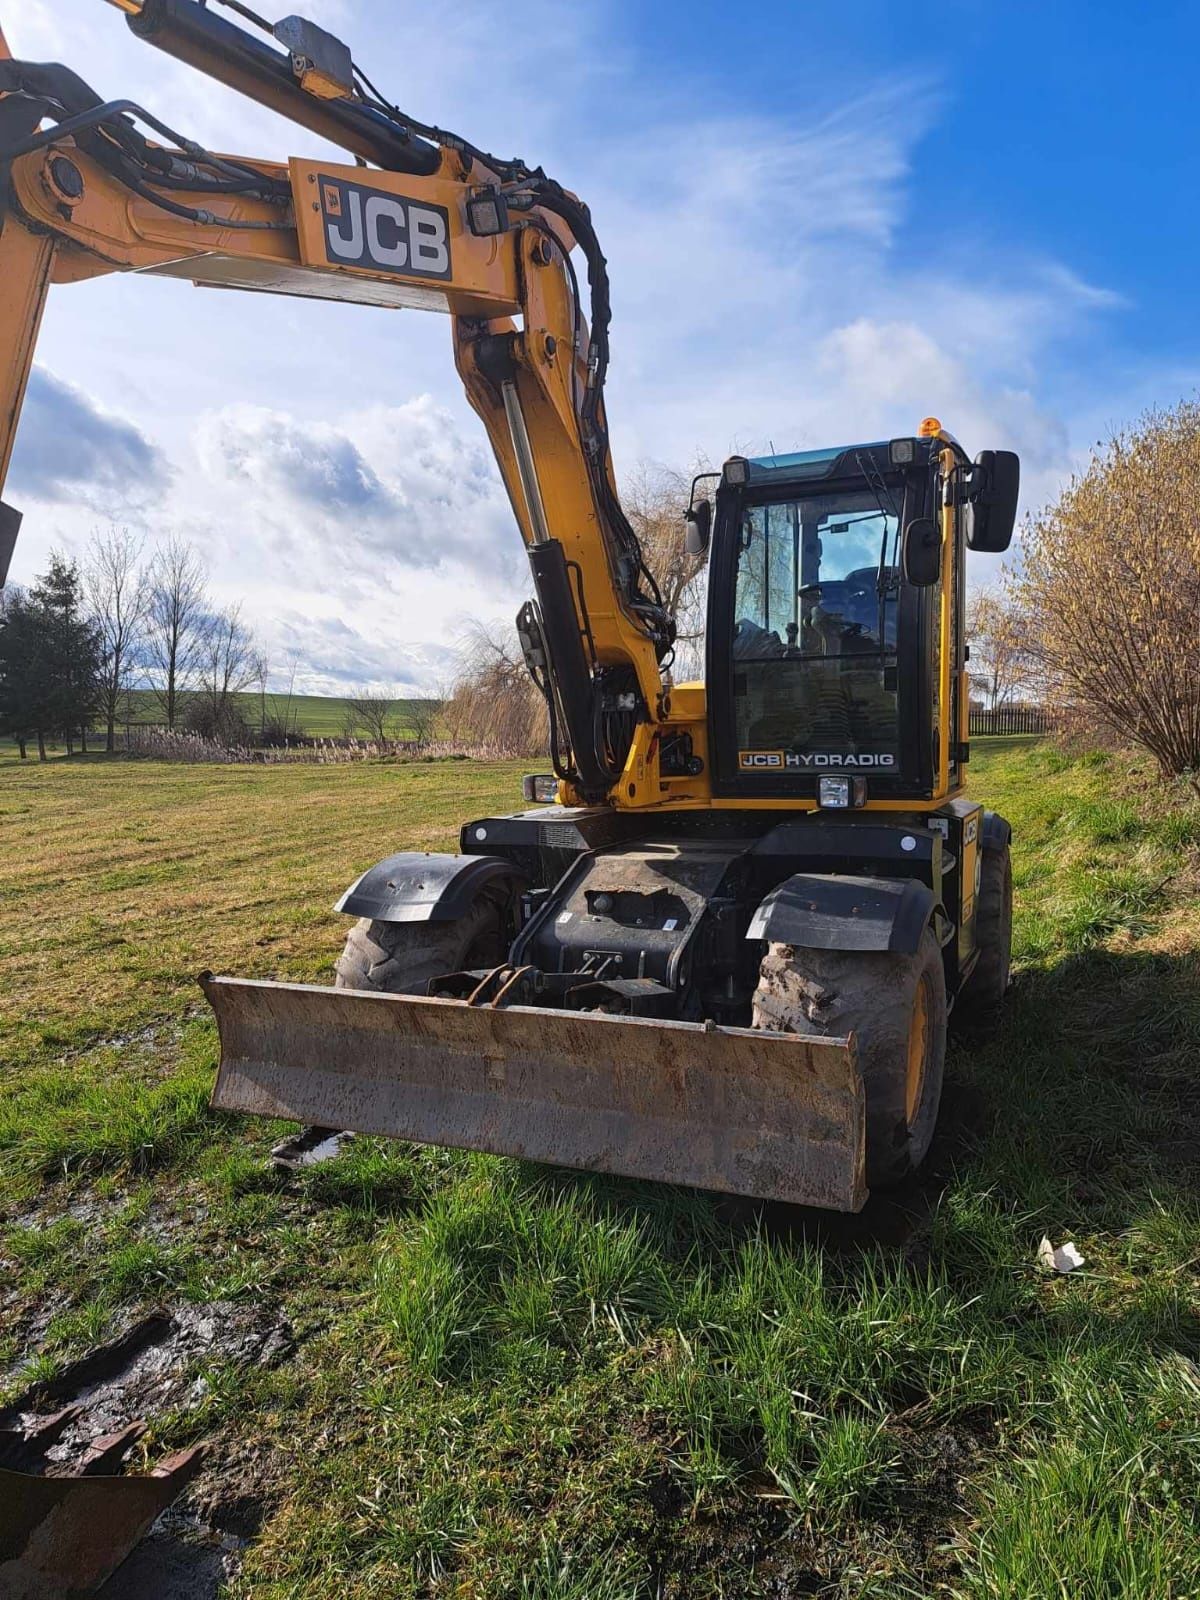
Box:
[259,611,458,696]
[580,82,1115,523]
[192,395,522,580]
[8,369,169,509]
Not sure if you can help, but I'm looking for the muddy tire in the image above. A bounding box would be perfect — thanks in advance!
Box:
[752,927,948,1190]
[335,878,518,995]
[954,841,1012,1033]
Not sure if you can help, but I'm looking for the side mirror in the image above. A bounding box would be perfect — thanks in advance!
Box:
[902,516,941,586]
[685,498,712,556]
[964,449,1020,553]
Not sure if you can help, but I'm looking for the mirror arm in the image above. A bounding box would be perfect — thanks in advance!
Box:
[687,470,721,513]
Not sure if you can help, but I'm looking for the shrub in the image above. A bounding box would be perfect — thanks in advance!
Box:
[180,695,252,748]
[1014,401,1200,780]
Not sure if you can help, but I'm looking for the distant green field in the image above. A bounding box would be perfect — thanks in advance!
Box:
[103,691,438,739]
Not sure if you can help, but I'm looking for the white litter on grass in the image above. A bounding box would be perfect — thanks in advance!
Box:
[270,1128,355,1170]
[293,1131,354,1167]
[1037,1236,1086,1273]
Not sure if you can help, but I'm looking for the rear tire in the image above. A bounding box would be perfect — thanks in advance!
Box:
[335,878,518,995]
[752,927,947,1189]
[954,841,1012,1033]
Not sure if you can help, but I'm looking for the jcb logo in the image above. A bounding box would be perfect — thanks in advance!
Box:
[739,750,783,769]
[320,176,452,280]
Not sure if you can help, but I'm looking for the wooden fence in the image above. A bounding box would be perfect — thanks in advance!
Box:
[970,705,1049,737]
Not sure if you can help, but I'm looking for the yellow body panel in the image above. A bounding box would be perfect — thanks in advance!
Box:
[289,158,523,319]
[0,221,55,501]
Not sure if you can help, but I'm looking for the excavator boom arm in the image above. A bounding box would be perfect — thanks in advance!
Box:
[0,0,672,798]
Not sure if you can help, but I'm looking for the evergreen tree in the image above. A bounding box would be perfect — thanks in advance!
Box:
[0,589,41,759]
[34,555,104,753]
[0,556,103,759]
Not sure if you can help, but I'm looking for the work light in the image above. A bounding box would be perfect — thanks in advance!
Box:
[818,775,867,809]
[467,189,510,236]
[889,437,916,465]
[522,774,559,804]
[723,456,749,486]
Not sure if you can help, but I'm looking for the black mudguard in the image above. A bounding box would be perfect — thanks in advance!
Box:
[747,873,937,954]
[335,852,521,924]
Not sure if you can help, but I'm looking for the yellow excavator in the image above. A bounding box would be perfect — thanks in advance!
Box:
[0,0,1020,1212]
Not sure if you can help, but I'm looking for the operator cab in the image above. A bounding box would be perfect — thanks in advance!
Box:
[694,425,1019,805]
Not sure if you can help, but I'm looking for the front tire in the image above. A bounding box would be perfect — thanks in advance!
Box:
[335,878,518,995]
[954,839,1012,1033]
[752,927,948,1189]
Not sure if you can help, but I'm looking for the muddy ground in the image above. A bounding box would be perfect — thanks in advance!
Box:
[3,1297,295,1598]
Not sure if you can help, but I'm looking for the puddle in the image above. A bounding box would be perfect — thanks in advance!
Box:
[271,1125,355,1170]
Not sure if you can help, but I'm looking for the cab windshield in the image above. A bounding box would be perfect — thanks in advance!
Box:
[731,486,901,764]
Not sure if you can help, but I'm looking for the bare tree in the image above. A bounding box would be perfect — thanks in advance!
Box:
[965,588,1038,709]
[442,618,547,756]
[176,605,258,745]
[345,691,395,744]
[277,650,303,740]
[198,604,258,718]
[84,526,148,753]
[625,460,709,677]
[407,697,442,747]
[251,649,270,741]
[145,537,208,730]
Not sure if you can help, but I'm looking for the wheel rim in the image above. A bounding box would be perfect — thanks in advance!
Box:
[905,973,931,1125]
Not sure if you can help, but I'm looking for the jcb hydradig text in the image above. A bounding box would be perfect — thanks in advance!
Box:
[0,0,1019,1210]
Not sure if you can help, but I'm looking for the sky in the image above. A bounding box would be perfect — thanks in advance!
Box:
[5,0,1197,694]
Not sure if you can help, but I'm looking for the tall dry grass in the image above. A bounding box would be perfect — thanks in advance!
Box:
[441,620,548,759]
[123,726,502,765]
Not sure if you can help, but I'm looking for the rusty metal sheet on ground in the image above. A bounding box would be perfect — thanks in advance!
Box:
[0,1446,203,1600]
[203,977,866,1211]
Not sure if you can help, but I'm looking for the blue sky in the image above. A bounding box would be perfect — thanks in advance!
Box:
[6,0,1194,691]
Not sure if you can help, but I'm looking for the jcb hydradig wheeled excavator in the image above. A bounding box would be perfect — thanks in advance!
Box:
[0,0,1020,1211]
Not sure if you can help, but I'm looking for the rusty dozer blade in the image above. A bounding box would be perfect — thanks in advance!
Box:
[204,976,867,1211]
[0,1435,203,1600]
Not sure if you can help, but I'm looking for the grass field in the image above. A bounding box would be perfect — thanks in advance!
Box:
[2,739,1199,1597]
[90,690,438,740]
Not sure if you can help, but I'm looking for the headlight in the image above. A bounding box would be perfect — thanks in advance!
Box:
[818,775,867,809]
[522,774,559,804]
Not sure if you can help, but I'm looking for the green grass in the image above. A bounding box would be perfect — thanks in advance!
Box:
[244,690,437,738]
[52,689,438,742]
[1,736,1199,1596]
